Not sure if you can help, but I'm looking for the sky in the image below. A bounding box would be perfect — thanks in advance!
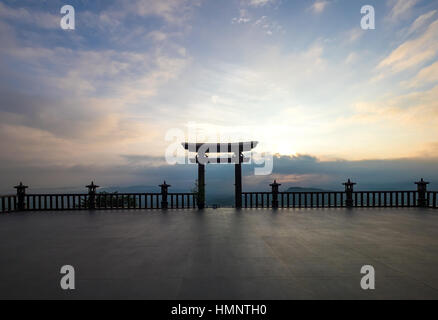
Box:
[0,0,438,193]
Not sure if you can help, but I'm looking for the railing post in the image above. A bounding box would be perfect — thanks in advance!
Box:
[159,181,171,210]
[270,180,281,209]
[342,179,356,208]
[415,178,429,208]
[14,182,28,211]
[86,181,99,210]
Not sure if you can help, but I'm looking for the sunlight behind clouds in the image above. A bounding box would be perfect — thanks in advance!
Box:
[0,0,438,190]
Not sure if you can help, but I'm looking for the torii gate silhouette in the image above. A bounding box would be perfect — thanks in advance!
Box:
[182,141,258,209]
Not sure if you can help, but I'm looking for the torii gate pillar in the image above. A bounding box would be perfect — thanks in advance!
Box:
[198,162,205,209]
[235,154,243,209]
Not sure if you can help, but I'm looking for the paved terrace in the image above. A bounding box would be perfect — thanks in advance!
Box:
[0,208,437,299]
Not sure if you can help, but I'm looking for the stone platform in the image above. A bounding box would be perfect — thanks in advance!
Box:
[0,208,437,299]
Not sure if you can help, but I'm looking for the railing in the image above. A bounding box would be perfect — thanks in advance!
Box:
[353,191,418,207]
[428,191,438,209]
[243,192,347,208]
[0,191,197,212]
[242,190,438,209]
[1,179,436,212]
[168,193,197,209]
[22,193,159,210]
[1,195,17,213]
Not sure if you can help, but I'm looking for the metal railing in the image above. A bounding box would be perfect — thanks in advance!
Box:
[427,191,438,208]
[353,191,419,207]
[0,181,197,213]
[1,179,436,212]
[0,195,17,213]
[242,179,437,209]
[168,193,197,209]
[0,192,197,212]
[243,192,347,208]
[241,191,428,208]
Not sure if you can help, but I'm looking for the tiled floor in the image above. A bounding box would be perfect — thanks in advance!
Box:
[0,208,437,299]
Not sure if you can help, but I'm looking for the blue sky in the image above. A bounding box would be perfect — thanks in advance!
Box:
[0,0,438,192]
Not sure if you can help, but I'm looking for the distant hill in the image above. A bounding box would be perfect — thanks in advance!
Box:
[286,187,334,192]
[100,185,163,193]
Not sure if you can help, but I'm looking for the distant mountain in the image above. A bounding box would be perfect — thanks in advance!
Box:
[100,185,162,193]
[286,187,334,192]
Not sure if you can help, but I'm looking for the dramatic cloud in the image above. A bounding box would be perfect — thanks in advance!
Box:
[2,154,438,194]
[1,1,438,193]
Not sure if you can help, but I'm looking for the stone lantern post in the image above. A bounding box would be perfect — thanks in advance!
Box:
[14,182,28,211]
[86,181,99,210]
[270,180,281,209]
[342,179,356,207]
[415,178,429,208]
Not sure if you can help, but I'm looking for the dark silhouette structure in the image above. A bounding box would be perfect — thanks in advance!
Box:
[159,181,171,209]
[270,180,281,209]
[14,182,28,211]
[343,178,356,207]
[415,178,429,208]
[242,178,436,209]
[86,181,99,210]
[182,142,258,209]
[1,178,437,212]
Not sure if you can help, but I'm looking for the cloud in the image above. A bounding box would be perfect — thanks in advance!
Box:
[120,154,167,166]
[386,0,420,22]
[405,60,438,88]
[107,0,201,25]
[0,15,190,100]
[232,3,283,34]
[310,1,330,14]
[232,9,251,24]
[342,84,438,152]
[407,10,437,35]
[0,2,192,173]
[252,16,284,35]
[345,52,358,64]
[0,2,59,29]
[345,28,365,43]
[0,107,165,171]
[376,19,438,76]
[2,0,438,195]
[247,0,277,7]
[2,153,438,194]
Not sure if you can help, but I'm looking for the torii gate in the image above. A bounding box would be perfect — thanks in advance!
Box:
[182,142,258,209]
